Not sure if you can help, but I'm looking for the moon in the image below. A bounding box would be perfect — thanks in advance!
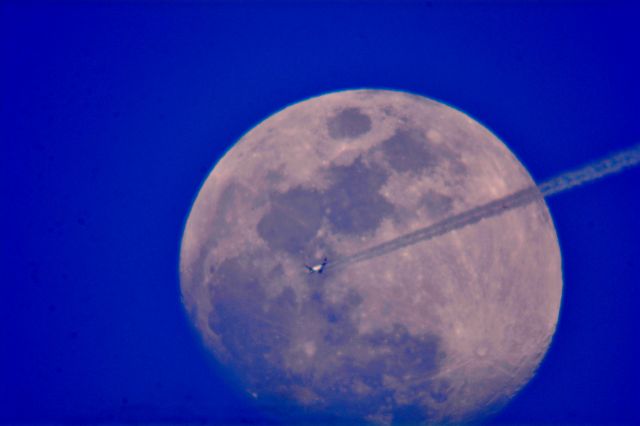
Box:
[180,89,562,424]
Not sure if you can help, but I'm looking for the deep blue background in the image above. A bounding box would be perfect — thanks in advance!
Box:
[2,1,639,424]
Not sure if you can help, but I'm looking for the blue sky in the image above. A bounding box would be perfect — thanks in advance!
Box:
[2,1,639,424]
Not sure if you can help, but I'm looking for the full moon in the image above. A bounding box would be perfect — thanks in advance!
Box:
[180,89,562,424]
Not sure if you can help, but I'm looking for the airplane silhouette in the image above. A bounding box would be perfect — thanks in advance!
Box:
[305,257,328,274]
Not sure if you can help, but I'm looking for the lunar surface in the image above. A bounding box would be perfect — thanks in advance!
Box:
[180,90,562,424]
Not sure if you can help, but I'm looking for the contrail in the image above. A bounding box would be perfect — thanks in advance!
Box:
[326,143,640,272]
[538,144,640,196]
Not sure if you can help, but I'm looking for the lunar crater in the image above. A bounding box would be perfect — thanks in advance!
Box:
[327,107,373,139]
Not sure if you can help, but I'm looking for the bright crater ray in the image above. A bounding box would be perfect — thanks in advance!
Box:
[180,89,562,424]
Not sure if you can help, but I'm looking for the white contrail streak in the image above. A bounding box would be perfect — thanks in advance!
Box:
[327,143,640,272]
[538,143,640,196]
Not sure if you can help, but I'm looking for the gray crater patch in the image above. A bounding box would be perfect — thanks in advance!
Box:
[322,157,394,236]
[380,129,439,174]
[327,107,372,139]
[257,187,325,255]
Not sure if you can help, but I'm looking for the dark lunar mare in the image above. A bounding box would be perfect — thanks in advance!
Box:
[322,156,395,236]
[256,186,325,255]
[379,129,439,174]
[256,156,395,259]
[327,107,372,139]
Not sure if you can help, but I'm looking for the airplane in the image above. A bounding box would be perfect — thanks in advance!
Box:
[305,257,328,274]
